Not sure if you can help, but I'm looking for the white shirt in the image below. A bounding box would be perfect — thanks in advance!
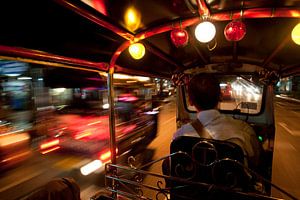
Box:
[173,109,260,165]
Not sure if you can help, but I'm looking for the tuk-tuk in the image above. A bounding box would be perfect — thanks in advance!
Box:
[0,0,299,199]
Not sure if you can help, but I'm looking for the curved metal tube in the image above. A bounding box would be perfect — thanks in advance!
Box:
[196,0,210,16]
[211,8,300,20]
[54,0,134,41]
[0,45,107,70]
[108,41,131,165]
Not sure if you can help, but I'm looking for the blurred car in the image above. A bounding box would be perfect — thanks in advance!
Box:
[38,104,158,164]
[220,83,233,101]
[0,121,31,170]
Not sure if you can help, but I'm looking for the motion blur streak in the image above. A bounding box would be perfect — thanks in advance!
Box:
[87,121,102,126]
[41,146,60,155]
[80,160,103,176]
[40,139,60,149]
[99,150,111,161]
[1,150,31,163]
[0,133,29,146]
[74,131,92,140]
[99,148,118,162]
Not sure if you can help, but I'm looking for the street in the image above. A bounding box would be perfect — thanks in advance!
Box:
[0,96,299,199]
[272,97,300,199]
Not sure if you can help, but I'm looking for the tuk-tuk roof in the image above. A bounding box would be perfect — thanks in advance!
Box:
[0,0,300,78]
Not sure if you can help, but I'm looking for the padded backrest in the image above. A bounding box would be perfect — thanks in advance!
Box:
[169,136,248,199]
[171,136,245,164]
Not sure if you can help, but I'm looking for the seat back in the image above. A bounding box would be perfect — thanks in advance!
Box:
[169,136,248,199]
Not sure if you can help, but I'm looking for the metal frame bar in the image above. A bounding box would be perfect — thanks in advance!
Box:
[104,154,296,200]
[54,0,300,79]
[53,0,134,41]
[0,45,107,70]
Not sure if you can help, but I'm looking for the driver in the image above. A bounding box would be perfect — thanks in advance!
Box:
[173,73,260,167]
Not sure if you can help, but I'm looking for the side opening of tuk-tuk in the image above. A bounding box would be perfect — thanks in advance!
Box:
[0,56,160,199]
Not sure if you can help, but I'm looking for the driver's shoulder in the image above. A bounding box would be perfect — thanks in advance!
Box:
[173,123,196,139]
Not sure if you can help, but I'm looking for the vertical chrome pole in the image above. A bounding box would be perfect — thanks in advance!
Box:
[107,64,117,199]
[107,41,131,199]
[108,41,130,165]
[107,66,116,165]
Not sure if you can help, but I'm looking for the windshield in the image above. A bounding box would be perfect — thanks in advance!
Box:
[185,75,264,114]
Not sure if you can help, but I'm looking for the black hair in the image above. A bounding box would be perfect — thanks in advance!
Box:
[188,73,221,110]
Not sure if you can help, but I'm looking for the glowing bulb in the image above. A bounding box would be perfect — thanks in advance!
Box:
[292,23,300,45]
[128,11,135,22]
[224,20,246,41]
[195,21,216,43]
[170,29,189,47]
[129,43,145,59]
[124,7,141,32]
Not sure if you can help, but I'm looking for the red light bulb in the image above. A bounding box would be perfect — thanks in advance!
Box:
[224,21,246,41]
[170,28,189,47]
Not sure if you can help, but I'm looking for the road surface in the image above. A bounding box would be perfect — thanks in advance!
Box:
[1,96,299,199]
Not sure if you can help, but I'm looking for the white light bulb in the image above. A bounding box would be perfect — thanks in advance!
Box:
[195,21,216,43]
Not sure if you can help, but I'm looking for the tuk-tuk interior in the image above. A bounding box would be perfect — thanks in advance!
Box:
[1,0,300,199]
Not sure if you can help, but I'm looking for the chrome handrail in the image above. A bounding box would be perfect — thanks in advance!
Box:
[103,152,296,200]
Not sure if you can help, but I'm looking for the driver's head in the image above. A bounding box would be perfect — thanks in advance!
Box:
[188,73,221,111]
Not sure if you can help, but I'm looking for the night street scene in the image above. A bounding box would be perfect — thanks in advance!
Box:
[1,1,300,200]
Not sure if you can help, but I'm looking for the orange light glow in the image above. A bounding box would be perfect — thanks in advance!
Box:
[99,148,118,162]
[289,10,300,17]
[100,150,111,161]
[0,132,30,147]
[40,139,60,150]
[124,6,141,32]
[292,23,300,45]
[41,146,60,155]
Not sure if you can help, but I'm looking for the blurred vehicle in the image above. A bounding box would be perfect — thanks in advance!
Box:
[39,104,158,163]
[116,93,138,122]
[36,68,158,165]
[0,120,31,170]
[220,83,232,101]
